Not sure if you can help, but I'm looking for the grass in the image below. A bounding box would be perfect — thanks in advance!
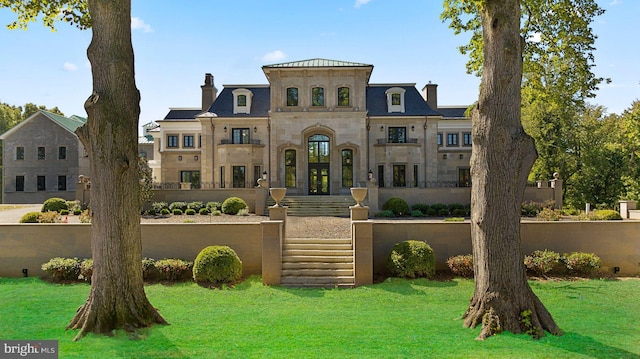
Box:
[1,277,639,358]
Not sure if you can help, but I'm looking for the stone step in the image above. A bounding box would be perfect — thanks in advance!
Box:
[282,255,354,263]
[282,262,354,270]
[281,268,354,277]
[280,275,355,288]
[266,195,356,217]
[284,243,353,251]
[283,249,353,257]
[285,238,352,245]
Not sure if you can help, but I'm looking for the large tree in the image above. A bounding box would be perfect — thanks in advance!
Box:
[1,0,167,340]
[444,0,561,339]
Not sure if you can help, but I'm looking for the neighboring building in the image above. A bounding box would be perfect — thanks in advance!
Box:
[0,110,89,203]
[152,58,472,194]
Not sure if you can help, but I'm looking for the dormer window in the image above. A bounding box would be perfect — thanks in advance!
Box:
[232,88,253,114]
[385,87,406,113]
[312,87,325,107]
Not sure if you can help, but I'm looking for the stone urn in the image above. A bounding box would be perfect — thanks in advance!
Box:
[269,188,287,207]
[350,187,368,207]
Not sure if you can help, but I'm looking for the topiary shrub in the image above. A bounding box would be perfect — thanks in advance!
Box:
[185,208,196,215]
[222,197,248,215]
[193,246,243,287]
[588,210,622,221]
[411,203,430,215]
[160,208,170,215]
[41,257,81,281]
[60,209,70,215]
[172,208,183,215]
[73,208,82,215]
[386,240,435,279]
[19,212,40,223]
[154,258,193,281]
[211,209,222,216]
[438,208,450,217]
[524,250,561,276]
[187,201,204,212]
[426,208,438,216]
[410,210,424,217]
[446,254,474,278]
[451,208,466,217]
[199,207,210,215]
[447,203,464,212]
[42,197,68,213]
[382,198,410,216]
[375,210,395,218]
[152,201,168,213]
[562,252,601,276]
[169,201,187,212]
[79,259,93,282]
[430,203,447,213]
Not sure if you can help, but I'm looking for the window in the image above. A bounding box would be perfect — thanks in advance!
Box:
[392,93,401,106]
[378,165,385,188]
[15,176,24,192]
[183,135,194,148]
[181,171,200,188]
[58,146,66,160]
[413,165,419,188]
[286,87,298,106]
[463,132,472,146]
[385,87,406,113]
[308,135,330,163]
[37,176,45,191]
[58,176,67,191]
[237,95,247,107]
[167,135,178,148]
[285,150,296,188]
[312,87,324,107]
[388,127,407,143]
[338,87,350,107]
[199,135,202,148]
[254,166,261,183]
[233,166,246,188]
[232,88,252,114]
[437,133,442,146]
[459,168,471,187]
[37,147,45,160]
[140,151,147,159]
[232,128,250,144]
[341,149,353,187]
[16,147,24,160]
[447,133,459,146]
[220,166,225,188]
[393,165,406,187]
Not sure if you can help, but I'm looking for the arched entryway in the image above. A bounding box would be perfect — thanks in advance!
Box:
[308,134,330,195]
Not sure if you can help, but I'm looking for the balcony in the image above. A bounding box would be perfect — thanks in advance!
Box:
[376,138,419,145]
[219,139,262,145]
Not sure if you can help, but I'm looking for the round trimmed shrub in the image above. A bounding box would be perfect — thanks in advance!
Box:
[79,259,93,282]
[375,210,395,218]
[221,197,248,215]
[446,254,474,278]
[411,203,430,215]
[19,212,40,223]
[410,210,424,217]
[199,207,210,215]
[562,252,601,276]
[172,208,183,215]
[73,208,82,215]
[42,197,68,212]
[193,246,242,286]
[185,208,196,215]
[451,208,466,217]
[588,210,622,221]
[382,197,409,216]
[386,240,435,279]
[524,250,561,276]
[41,257,81,281]
[160,208,170,215]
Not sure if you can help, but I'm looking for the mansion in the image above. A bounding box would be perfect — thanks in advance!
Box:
[148,58,472,195]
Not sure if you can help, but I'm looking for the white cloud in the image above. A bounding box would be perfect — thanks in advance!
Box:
[261,50,287,63]
[131,17,152,33]
[63,62,78,71]
[610,0,621,5]
[354,0,372,9]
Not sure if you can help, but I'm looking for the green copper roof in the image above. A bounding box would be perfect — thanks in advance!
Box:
[42,111,86,133]
[263,58,373,68]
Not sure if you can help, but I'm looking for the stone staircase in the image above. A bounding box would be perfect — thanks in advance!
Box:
[280,237,355,288]
[265,195,356,217]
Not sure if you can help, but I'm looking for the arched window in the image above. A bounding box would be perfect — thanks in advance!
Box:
[285,150,296,188]
[341,149,353,187]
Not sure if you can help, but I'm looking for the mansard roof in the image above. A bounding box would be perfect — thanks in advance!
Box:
[160,108,203,122]
[263,58,373,69]
[207,86,271,117]
[366,85,441,117]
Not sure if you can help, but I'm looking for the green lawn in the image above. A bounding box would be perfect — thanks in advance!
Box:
[1,277,638,358]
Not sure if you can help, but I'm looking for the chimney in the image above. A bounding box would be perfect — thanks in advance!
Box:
[201,73,218,111]
[422,82,438,111]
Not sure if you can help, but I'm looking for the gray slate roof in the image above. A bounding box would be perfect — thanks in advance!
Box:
[366,85,441,117]
[263,58,372,68]
[207,86,271,117]
[160,109,203,122]
[438,107,469,119]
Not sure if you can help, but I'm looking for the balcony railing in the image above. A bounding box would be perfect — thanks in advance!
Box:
[219,139,262,145]
[376,138,419,144]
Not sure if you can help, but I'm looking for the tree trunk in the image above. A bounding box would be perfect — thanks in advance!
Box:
[67,0,167,341]
[464,0,561,340]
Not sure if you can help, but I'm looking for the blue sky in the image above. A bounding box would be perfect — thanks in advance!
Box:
[0,0,638,134]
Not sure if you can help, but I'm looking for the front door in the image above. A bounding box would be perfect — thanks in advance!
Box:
[308,134,330,195]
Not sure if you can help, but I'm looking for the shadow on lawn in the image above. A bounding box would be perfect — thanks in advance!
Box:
[538,331,640,359]
[369,276,459,296]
